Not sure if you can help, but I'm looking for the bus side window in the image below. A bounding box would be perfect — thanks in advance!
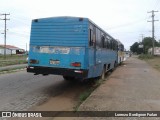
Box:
[96,28,101,48]
[113,40,116,50]
[89,29,93,46]
[115,41,118,51]
[101,35,105,48]
[107,39,110,49]
[104,37,107,49]
[111,39,113,50]
[116,42,118,51]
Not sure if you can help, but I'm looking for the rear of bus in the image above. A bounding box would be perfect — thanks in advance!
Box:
[118,41,124,64]
[27,17,89,79]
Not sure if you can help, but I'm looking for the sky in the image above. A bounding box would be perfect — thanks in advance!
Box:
[0,0,160,51]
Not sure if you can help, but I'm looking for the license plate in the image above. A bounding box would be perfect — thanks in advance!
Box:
[50,60,60,65]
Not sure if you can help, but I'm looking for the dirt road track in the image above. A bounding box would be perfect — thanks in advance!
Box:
[77,56,160,120]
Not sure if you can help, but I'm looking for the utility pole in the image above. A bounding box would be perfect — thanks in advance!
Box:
[140,34,144,53]
[0,13,10,59]
[139,34,144,43]
[26,43,27,52]
[140,34,144,42]
[147,10,158,55]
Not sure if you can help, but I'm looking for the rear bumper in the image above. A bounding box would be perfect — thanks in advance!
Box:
[27,66,88,78]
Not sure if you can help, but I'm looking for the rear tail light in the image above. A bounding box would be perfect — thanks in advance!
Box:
[71,62,81,67]
[29,59,39,64]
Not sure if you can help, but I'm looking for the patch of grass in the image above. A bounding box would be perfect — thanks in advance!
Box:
[140,55,160,72]
[154,65,160,71]
[0,55,27,67]
[74,89,93,111]
[74,78,104,111]
[138,54,153,60]
[0,54,27,60]
[79,88,94,102]
[0,66,25,75]
[0,60,27,67]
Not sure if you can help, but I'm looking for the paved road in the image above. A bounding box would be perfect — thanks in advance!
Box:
[0,71,71,111]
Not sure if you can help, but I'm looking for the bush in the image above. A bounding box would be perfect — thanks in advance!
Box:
[138,54,153,60]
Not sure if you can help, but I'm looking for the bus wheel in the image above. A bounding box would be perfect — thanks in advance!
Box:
[114,61,117,68]
[101,67,105,80]
[110,62,117,72]
[63,76,75,81]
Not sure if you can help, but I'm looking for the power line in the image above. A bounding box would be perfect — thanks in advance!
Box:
[0,13,10,58]
[106,17,149,30]
[9,31,29,38]
[11,17,31,26]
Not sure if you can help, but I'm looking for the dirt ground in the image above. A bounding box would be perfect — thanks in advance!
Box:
[145,56,160,72]
[77,56,160,120]
[7,73,109,120]
[9,79,98,120]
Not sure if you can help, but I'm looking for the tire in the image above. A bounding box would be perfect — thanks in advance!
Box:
[114,61,117,68]
[110,61,117,72]
[101,67,105,79]
[63,76,75,81]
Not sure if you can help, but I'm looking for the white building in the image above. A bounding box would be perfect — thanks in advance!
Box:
[0,45,25,55]
[148,47,160,56]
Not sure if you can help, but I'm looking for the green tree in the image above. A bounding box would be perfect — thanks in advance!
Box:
[130,42,142,54]
[130,37,160,54]
[142,37,160,53]
[142,37,152,54]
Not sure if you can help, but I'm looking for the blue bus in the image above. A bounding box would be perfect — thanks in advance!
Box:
[27,16,118,80]
[117,40,124,64]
